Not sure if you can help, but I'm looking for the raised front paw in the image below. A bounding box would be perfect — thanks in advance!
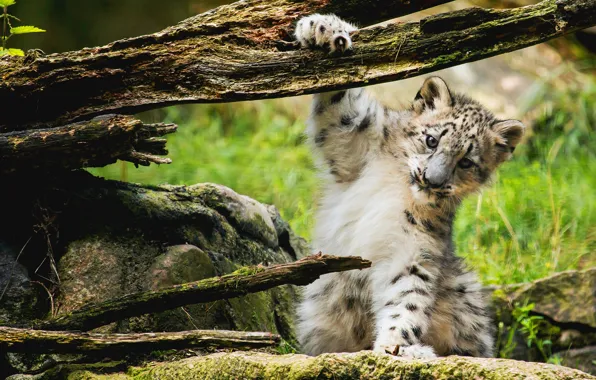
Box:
[294,14,357,53]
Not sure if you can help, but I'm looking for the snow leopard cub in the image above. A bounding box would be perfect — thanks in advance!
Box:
[295,14,525,358]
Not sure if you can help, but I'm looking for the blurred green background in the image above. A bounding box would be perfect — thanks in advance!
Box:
[10,0,596,285]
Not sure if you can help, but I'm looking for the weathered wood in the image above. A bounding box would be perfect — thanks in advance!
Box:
[0,326,280,355]
[1,0,595,132]
[0,115,176,173]
[35,254,371,331]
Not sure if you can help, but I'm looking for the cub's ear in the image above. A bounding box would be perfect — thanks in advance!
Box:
[491,119,525,163]
[413,76,453,114]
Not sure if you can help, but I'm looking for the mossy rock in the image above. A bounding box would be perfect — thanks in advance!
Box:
[48,174,307,339]
[1,172,308,374]
[560,346,596,376]
[8,352,595,380]
[490,268,596,364]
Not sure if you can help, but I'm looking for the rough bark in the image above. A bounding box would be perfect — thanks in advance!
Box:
[1,0,594,132]
[15,351,595,380]
[0,326,280,355]
[0,115,176,173]
[34,254,370,332]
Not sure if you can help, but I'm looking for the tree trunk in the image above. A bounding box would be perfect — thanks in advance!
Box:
[0,327,280,355]
[0,115,176,173]
[1,0,594,132]
[33,254,370,332]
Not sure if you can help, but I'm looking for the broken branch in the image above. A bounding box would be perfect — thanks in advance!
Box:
[0,326,281,355]
[35,254,371,331]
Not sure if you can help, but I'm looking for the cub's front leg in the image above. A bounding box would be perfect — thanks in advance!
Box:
[295,14,389,183]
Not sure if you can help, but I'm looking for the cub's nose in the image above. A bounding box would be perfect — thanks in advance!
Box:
[423,170,447,189]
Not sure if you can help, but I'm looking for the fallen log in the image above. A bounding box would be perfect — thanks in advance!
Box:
[0,115,176,173]
[35,254,371,331]
[1,0,594,131]
[0,326,280,355]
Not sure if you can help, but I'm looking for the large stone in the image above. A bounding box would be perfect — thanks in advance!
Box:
[491,268,596,367]
[0,171,308,374]
[0,242,42,325]
[7,352,595,380]
[45,173,308,339]
[561,346,596,376]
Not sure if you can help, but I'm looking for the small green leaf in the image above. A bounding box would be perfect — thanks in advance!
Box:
[0,0,16,7]
[0,49,8,56]
[8,48,24,56]
[10,25,46,34]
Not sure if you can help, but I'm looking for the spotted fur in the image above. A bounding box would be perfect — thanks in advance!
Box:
[295,14,524,358]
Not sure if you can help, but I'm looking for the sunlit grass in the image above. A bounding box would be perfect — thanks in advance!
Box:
[91,69,596,285]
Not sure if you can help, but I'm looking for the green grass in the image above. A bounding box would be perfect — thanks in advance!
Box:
[91,68,596,285]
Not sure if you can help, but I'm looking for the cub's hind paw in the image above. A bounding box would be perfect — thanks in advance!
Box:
[294,14,356,53]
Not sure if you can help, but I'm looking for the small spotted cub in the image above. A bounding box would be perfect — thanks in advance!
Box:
[295,14,525,358]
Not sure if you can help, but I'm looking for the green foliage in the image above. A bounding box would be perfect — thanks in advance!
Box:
[1,1,45,56]
[276,339,299,355]
[92,66,596,285]
[9,25,45,34]
[498,302,560,363]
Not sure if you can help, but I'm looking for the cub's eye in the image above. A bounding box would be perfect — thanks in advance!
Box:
[426,135,438,149]
[458,158,474,169]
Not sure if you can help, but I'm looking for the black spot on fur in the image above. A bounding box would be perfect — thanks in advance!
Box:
[412,326,422,339]
[390,274,403,285]
[477,167,490,184]
[404,210,417,225]
[319,25,326,33]
[315,129,327,147]
[330,91,346,104]
[414,272,430,282]
[389,326,396,331]
[401,329,413,344]
[464,301,486,316]
[357,114,371,132]
[400,288,429,297]
[391,313,401,319]
[421,220,436,233]
[471,321,485,332]
[353,321,367,341]
[354,275,367,290]
[410,265,431,282]
[456,284,467,293]
[383,125,390,140]
[314,102,325,115]
[405,303,418,312]
[345,297,357,310]
[341,114,353,127]
[478,342,490,357]
[385,300,396,307]
[308,292,321,300]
